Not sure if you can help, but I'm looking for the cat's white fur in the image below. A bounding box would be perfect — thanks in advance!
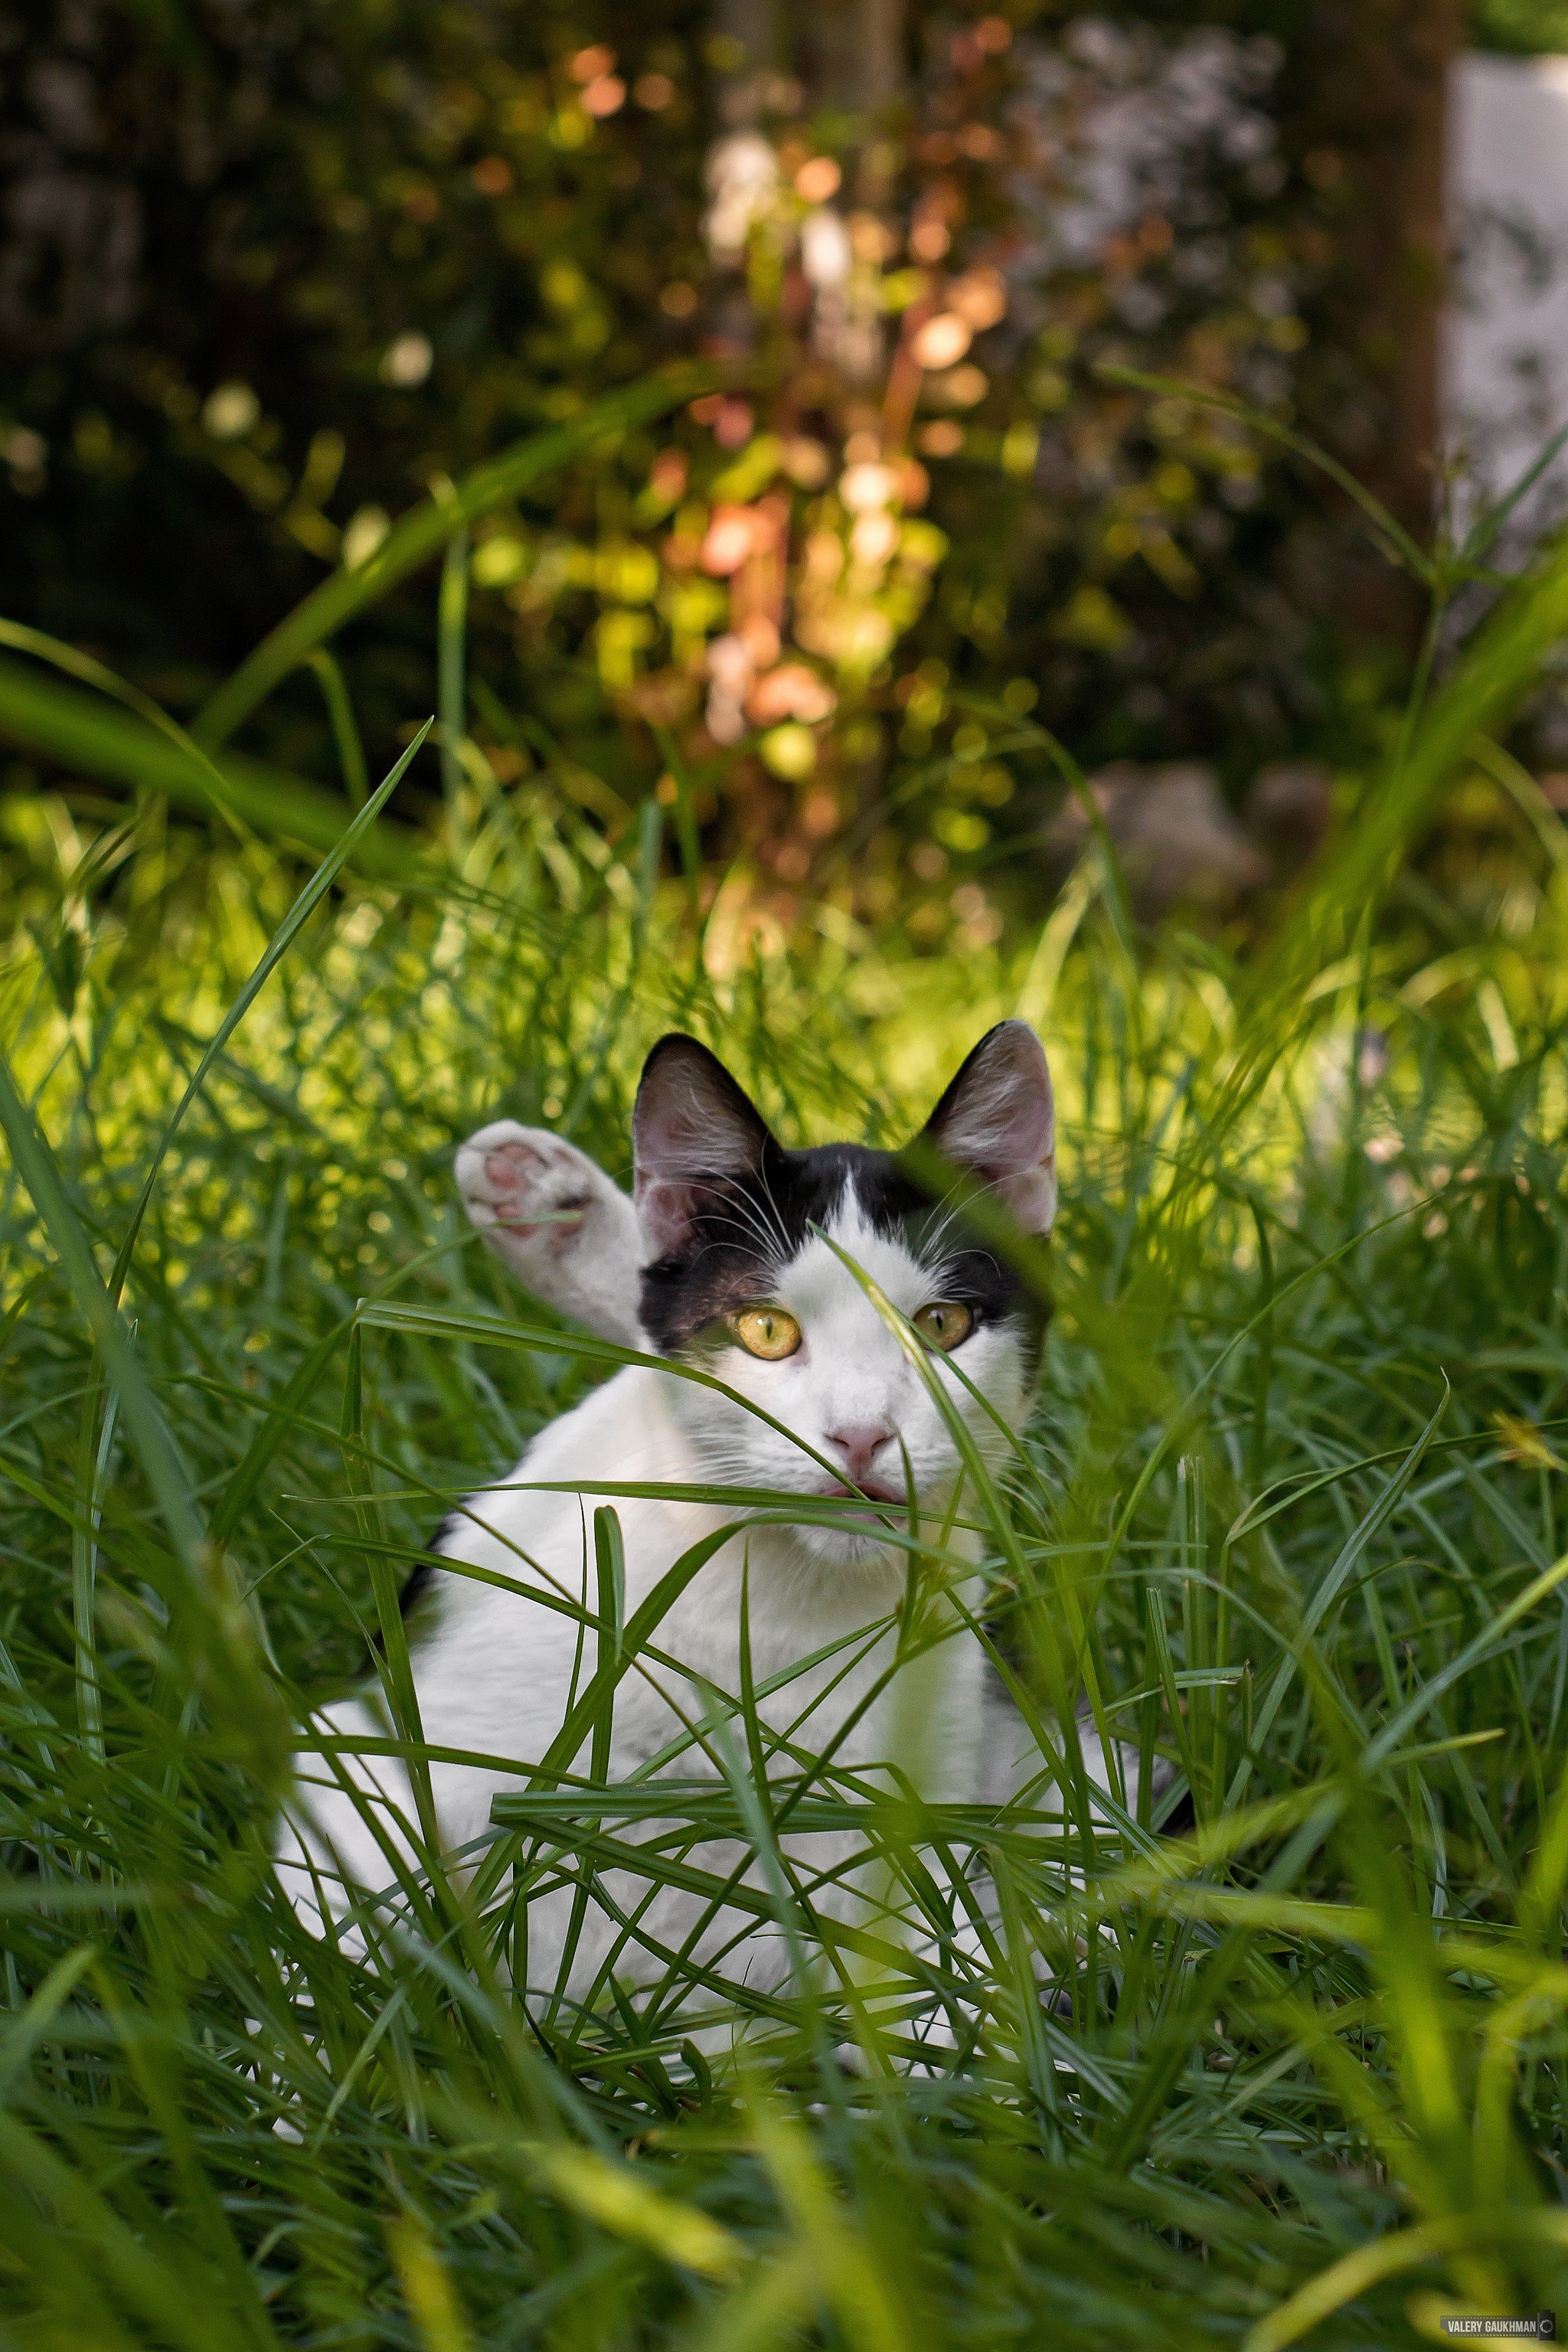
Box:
[276,1048,1145,2030]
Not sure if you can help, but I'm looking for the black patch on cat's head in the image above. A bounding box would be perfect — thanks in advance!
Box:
[632,1032,1052,1361]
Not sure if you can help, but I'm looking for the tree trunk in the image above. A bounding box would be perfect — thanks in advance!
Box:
[711,0,779,120]
[713,0,777,75]
[805,0,905,119]
[1304,0,1466,551]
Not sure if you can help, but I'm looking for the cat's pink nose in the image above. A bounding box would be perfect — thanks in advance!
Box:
[824,1423,896,1485]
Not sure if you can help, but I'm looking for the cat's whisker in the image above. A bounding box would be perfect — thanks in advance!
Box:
[707,1196,786,1269]
[752,1157,801,1264]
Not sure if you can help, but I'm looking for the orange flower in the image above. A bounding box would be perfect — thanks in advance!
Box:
[701,504,782,576]
[701,508,759,576]
[747,664,837,724]
[910,313,973,371]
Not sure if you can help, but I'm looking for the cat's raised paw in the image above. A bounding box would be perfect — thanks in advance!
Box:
[453,1119,645,1347]
[457,1122,597,1251]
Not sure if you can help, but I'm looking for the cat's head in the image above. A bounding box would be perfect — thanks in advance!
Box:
[632,1024,1054,1572]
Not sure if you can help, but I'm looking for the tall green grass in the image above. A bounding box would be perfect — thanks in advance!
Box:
[7,435,1568,2346]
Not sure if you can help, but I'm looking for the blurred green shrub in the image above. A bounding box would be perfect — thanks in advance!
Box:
[1472,0,1568,47]
[0,2,1492,942]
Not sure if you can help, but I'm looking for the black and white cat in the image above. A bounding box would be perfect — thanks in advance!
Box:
[276,1023,1152,2027]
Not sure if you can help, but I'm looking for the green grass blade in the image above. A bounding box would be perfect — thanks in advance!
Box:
[0,1049,206,1584]
[0,648,414,871]
[437,521,469,808]
[106,720,430,1305]
[307,647,369,808]
[1094,361,1435,583]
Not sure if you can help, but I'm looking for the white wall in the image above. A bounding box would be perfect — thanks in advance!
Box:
[1446,52,1568,528]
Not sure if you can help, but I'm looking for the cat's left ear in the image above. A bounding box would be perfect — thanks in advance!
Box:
[633,1034,775,1257]
[916,1021,1057,1233]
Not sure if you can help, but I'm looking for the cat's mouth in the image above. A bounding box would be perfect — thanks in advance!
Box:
[820,1479,904,1508]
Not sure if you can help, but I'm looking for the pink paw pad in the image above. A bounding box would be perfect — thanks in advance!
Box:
[484,1142,588,1243]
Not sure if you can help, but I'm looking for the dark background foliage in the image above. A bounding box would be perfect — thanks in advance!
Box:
[0,0,1557,901]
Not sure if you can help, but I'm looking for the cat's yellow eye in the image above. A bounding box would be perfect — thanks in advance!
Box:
[913,1301,973,1351]
[733,1306,802,1361]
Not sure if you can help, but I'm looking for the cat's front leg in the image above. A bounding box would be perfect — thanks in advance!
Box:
[455,1121,645,1348]
[979,1681,1178,1824]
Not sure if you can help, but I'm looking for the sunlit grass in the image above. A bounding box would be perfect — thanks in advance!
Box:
[7,432,1568,2344]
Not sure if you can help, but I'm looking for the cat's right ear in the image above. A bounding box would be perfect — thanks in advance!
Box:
[632,1034,773,1257]
[916,1020,1057,1234]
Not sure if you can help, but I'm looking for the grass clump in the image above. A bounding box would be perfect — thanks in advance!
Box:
[7,495,1568,2345]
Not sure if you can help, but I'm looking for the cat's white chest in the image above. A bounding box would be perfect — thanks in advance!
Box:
[424,1364,988,1803]
[277,1364,997,2008]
